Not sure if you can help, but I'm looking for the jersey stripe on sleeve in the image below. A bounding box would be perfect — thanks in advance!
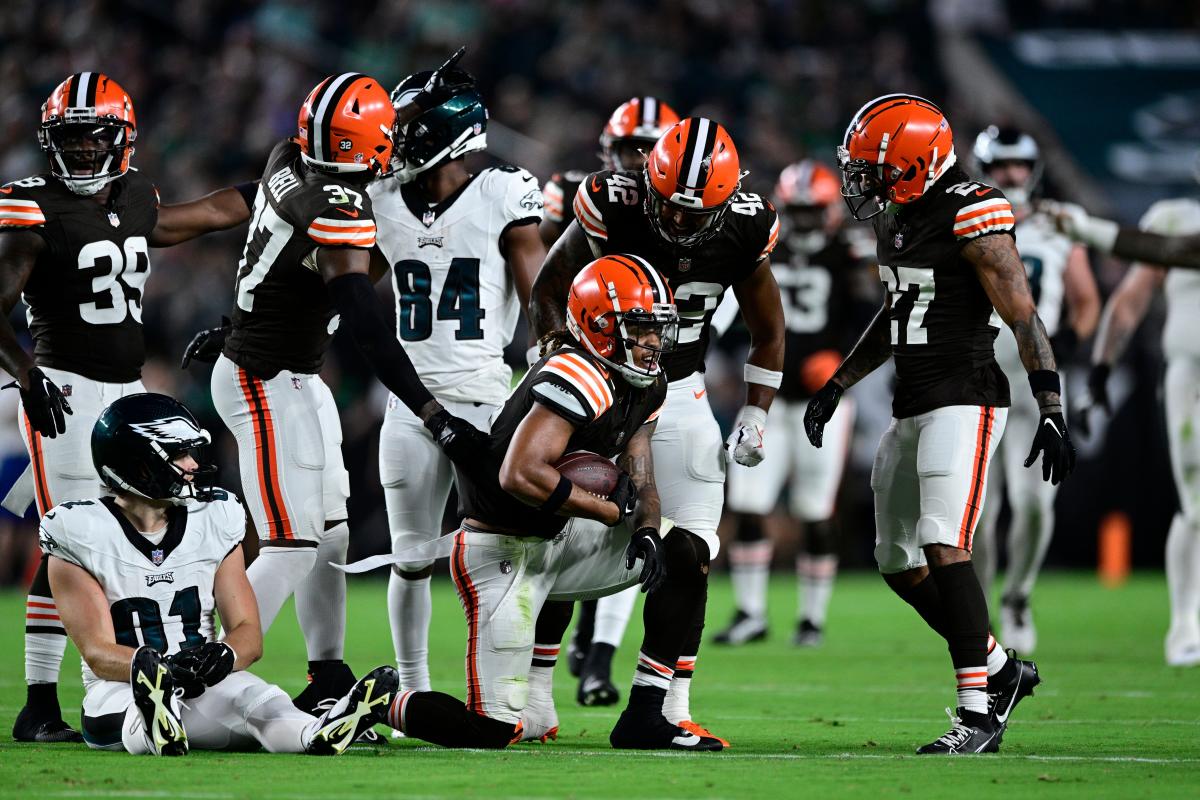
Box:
[0,199,46,228]
[572,183,608,240]
[953,198,1015,240]
[307,217,377,247]
[758,214,781,261]
[544,180,565,223]
[542,352,613,417]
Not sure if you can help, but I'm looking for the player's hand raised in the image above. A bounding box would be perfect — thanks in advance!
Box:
[425,408,488,465]
[9,367,72,438]
[804,380,844,448]
[626,526,667,593]
[1024,408,1076,485]
[181,317,231,369]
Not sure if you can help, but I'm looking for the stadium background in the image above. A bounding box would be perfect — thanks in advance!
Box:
[0,0,1197,586]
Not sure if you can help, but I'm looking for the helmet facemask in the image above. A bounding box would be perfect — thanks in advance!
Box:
[643,171,737,249]
[837,145,897,221]
[569,301,679,388]
[39,119,133,196]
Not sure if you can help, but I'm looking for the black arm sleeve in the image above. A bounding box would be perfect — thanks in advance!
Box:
[326,272,435,415]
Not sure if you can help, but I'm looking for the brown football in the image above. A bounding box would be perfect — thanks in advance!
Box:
[552,450,620,496]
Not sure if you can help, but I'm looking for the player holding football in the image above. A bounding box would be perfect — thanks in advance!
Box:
[540,95,682,705]
[44,393,397,756]
[969,126,1099,654]
[368,66,546,697]
[530,117,785,742]
[716,159,876,647]
[380,255,722,751]
[805,95,1073,753]
[0,72,256,743]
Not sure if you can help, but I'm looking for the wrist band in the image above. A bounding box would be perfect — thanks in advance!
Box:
[1028,369,1061,396]
[539,475,573,513]
[744,363,783,389]
[234,181,259,210]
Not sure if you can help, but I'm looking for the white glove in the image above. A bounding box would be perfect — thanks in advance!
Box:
[1038,200,1119,252]
[725,405,767,467]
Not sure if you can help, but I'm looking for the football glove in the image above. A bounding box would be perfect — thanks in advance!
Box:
[425,408,488,465]
[725,405,767,467]
[1038,200,1119,252]
[5,367,72,438]
[1075,363,1111,439]
[180,317,231,369]
[626,526,667,594]
[1024,409,1076,486]
[607,472,638,527]
[165,642,236,698]
[804,380,844,448]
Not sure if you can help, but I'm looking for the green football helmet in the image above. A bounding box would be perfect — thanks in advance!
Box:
[389,68,487,183]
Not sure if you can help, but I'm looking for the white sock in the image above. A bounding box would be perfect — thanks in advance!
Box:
[594,586,638,647]
[797,553,837,627]
[25,594,66,684]
[247,546,318,633]
[295,522,349,661]
[955,667,988,715]
[524,652,558,731]
[387,570,432,692]
[1166,514,1200,652]
[729,540,772,620]
[662,669,692,724]
[986,634,1009,676]
[248,691,318,754]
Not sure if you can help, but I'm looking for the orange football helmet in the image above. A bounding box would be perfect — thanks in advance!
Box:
[567,254,678,387]
[774,159,844,252]
[837,94,955,220]
[644,117,744,248]
[38,72,137,196]
[600,96,681,171]
[298,73,395,175]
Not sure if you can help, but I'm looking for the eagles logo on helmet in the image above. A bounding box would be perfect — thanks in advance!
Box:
[38,72,137,196]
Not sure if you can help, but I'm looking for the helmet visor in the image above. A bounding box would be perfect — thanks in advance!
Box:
[645,184,726,247]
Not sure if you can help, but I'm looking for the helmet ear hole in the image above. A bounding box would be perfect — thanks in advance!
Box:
[902,164,918,181]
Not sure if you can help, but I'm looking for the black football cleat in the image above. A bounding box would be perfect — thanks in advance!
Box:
[712,610,767,646]
[296,662,388,745]
[609,709,724,751]
[12,700,83,743]
[577,672,620,706]
[916,708,1001,755]
[130,647,188,756]
[306,666,399,755]
[989,651,1041,731]
[793,619,824,647]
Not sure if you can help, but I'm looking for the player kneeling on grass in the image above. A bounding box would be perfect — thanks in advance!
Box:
[378,255,721,751]
[43,393,397,756]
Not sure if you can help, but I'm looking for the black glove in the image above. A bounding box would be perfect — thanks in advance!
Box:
[606,472,638,527]
[425,408,488,465]
[1075,364,1111,439]
[625,526,667,594]
[412,48,475,112]
[803,379,844,448]
[181,317,231,369]
[5,367,72,438]
[164,642,236,698]
[1024,409,1076,486]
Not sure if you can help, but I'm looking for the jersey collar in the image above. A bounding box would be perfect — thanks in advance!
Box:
[400,172,480,226]
[101,496,188,567]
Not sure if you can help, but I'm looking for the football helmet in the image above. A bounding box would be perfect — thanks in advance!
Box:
[298,73,395,176]
[600,96,681,172]
[92,393,217,503]
[389,68,486,183]
[566,255,678,388]
[972,125,1043,212]
[837,94,956,220]
[774,159,843,254]
[644,117,744,248]
[38,72,136,196]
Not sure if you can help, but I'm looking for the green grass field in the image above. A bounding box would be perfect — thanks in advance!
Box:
[0,572,1196,799]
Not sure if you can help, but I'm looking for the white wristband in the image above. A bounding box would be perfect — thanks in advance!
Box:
[744,363,783,389]
[1079,216,1120,253]
[736,404,768,429]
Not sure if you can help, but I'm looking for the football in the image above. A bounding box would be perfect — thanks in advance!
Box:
[552,450,621,496]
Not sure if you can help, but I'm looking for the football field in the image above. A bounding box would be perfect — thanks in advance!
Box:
[0,572,1196,799]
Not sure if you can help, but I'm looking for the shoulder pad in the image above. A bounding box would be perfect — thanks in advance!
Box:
[572,170,617,241]
[940,181,1014,240]
[303,183,377,248]
[0,179,49,229]
[488,166,544,223]
[534,350,615,423]
[725,191,780,262]
[38,500,103,566]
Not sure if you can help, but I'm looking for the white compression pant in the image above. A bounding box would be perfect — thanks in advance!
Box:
[1164,358,1200,656]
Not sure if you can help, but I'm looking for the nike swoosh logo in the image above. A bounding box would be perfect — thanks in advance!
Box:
[693,389,706,399]
[974,188,993,197]
[591,176,601,193]
[0,187,11,194]
[335,207,360,218]
[1042,418,1061,436]
[994,675,1021,724]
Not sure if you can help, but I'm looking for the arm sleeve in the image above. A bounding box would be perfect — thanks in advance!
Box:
[326,272,435,415]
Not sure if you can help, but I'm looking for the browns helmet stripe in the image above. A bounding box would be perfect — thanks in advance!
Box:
[611,254,668,304]
[641,96,656,128]
[678,117,717,197]
[308,72,362,162]
[843,93,942,147]
[68,72,97,108]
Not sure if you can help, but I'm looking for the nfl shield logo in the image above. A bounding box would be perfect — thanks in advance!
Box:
[894,231,904,249]
[678,257,692,272]
[422,210,436,227]
[151,548,165,566]
[108,212,120,227]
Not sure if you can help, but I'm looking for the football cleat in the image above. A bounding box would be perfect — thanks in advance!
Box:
[793,619,824,648]
[130,647,188,756]
[610,710,723,751]
[577,672,620,707]
[988,651,1040,729]
[712,610,767,645]
[678,719,730,748]
[916,708,1001,755]
[566,637,588,678]
[11,705,83,743]
[306,666,399,756]
[1000,594,1036,654]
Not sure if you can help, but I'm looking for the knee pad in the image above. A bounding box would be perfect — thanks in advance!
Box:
[734,513,765,543]
[805,519,838,556]
[390,529,437,573]
[468,712,520,749]
[392,564,434,580]
[663,527,711,580]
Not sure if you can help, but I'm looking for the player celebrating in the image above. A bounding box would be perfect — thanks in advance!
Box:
[196,68,481,715]
[380,256,721,751]
[970,126,1099,654]
[805,95,1073,753]
[368,67,546,697]
[716,159,875,647]
[44,393,397,756]
[0,72,255,743]
[530,117,785,742]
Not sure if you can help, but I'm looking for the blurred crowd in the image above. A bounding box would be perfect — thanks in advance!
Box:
[0,0,1195,584]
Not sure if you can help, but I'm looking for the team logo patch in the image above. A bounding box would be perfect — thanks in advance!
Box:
[519,188,544,211]
[422,210,436,226]
[353,152,364,163]
[677,257,692,272]
[108,212,120,227]
[499,560,512,574]
[418,235,444,248]
[473,122,482,135]
[151,549,165,566]
[894,231,904,248]
[291,377,303,390]
[145,571,174,586]
[38,529,58,552]
[339,138,353,151]
[614,430,626,447]
[60,385,72,397]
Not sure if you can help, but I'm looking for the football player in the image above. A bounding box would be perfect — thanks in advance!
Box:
[0,72,255,743]
[805,95,1073,753]
[1043,195,1200,666]
[716,159,876,647]
[529,117,785,743]
[44,393,397,756]
[539,95,681,705]
[190,69,482,716]
[367,66,546,697]
[380,255,721,751]
[969,126,1100,654]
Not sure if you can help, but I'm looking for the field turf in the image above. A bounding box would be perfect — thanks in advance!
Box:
[0,572,1196,799]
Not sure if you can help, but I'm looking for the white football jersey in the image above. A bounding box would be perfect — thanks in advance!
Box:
[38,490,246,689]
[995,211,1074,374]
[1140,198,1200,361]
[369,167,544,404]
